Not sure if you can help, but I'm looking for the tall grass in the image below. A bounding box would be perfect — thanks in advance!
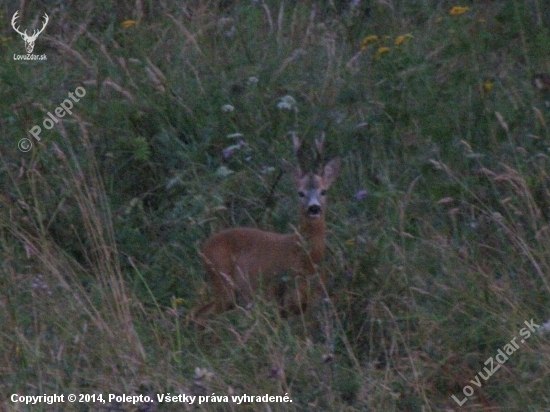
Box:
[1,0,550,410]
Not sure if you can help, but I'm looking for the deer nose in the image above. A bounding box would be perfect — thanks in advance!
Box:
[308,205,321,216]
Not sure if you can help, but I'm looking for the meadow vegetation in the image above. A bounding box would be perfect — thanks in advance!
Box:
[1,0,550,410]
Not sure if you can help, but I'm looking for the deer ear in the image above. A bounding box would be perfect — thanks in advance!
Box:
[281,159,303,184]
[322,158,341,186]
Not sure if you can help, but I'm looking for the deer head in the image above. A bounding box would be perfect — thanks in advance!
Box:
[12,11,49,54]
[287,134,340,220]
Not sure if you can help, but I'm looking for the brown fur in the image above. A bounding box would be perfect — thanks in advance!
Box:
[195,146,341,320]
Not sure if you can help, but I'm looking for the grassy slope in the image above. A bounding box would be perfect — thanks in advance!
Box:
[1,0,550,410]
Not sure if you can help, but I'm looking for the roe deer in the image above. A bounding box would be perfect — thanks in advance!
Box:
[196,135,341,319]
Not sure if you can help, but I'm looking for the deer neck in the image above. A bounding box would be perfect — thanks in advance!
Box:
[299,216,326,263]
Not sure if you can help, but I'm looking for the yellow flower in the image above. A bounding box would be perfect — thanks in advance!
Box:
[361,35,379,51]
[121,20,136,29]
[375,47,390,59]
[449,6,470,16]
[395,34,413,46]
[171,297,185,307]
[482,81,494,94]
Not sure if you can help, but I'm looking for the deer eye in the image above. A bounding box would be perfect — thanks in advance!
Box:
[298,191,305,197]
[320,190,327,196]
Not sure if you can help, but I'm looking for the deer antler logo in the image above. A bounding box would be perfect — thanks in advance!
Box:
[11,11,49,54]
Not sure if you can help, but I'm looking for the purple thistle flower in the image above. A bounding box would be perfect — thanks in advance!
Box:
[355,189,368,201]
